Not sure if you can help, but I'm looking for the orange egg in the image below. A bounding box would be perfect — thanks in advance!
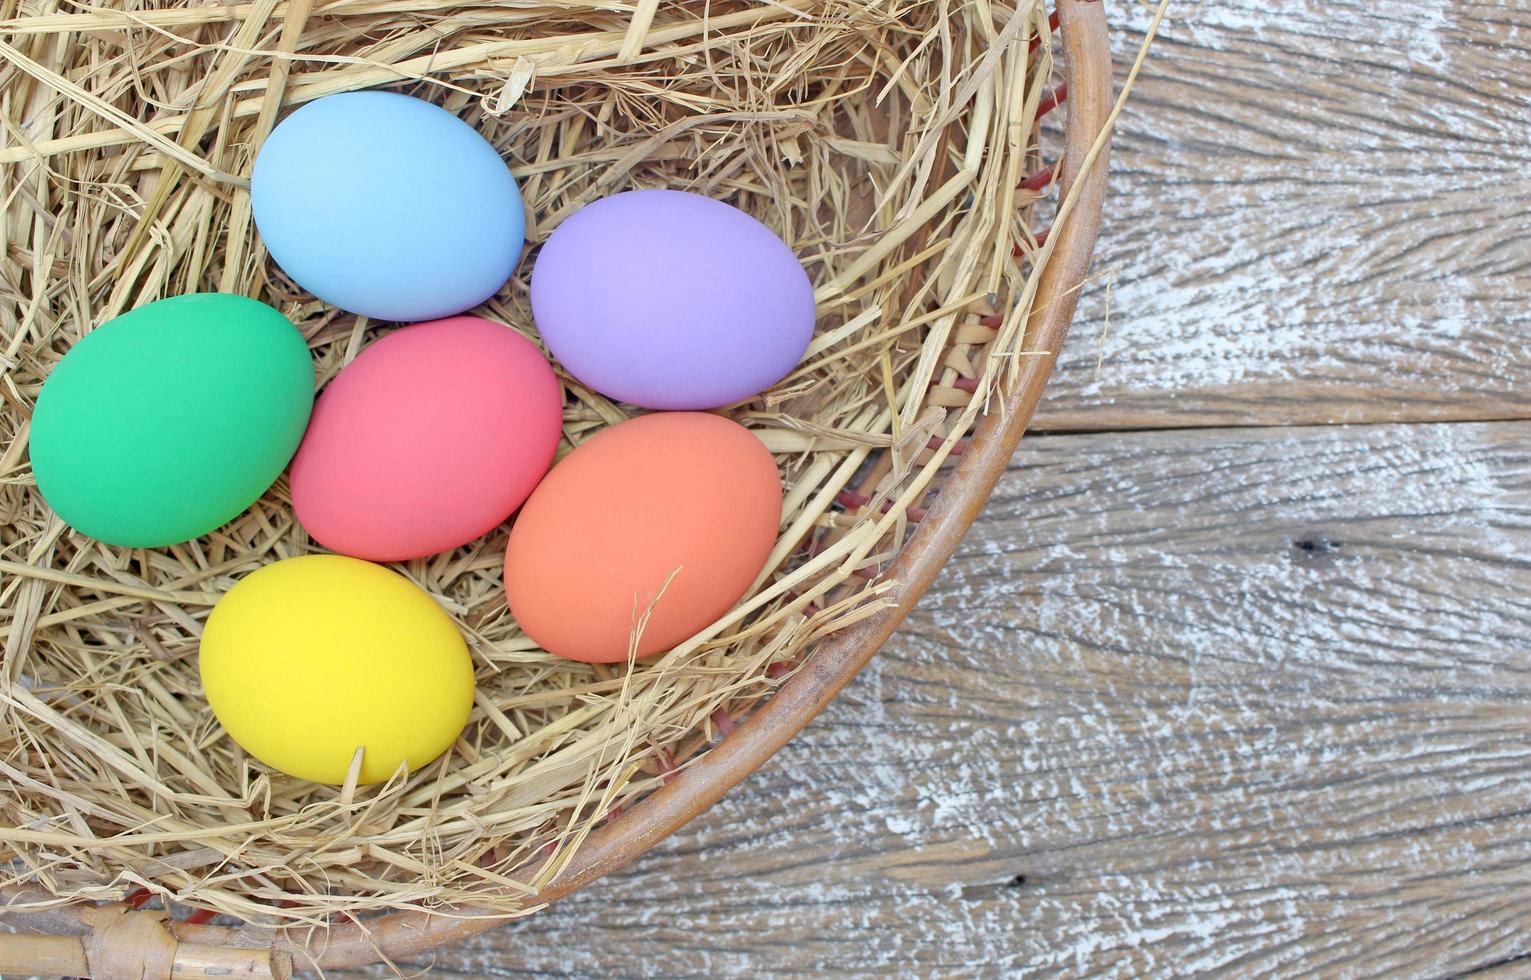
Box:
[504,412,781,663]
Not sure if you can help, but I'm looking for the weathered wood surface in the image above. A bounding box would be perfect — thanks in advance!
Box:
[341,420,1531,977]
[1033,0,1531,431]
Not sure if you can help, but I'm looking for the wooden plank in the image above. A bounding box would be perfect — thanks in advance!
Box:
[342,420,1531,976]
[1032,0,1531,430]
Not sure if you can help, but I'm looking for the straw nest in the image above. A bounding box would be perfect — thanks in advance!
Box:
[2,0,1066,928]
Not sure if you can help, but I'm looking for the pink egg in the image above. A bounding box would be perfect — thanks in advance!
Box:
[291,316,562,561]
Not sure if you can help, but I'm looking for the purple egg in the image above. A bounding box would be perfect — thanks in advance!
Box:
[530,189,815,410]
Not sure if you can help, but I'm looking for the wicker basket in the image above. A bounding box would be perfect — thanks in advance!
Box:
[0,0,1112,974]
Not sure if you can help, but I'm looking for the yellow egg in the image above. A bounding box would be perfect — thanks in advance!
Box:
[200,554,474,784]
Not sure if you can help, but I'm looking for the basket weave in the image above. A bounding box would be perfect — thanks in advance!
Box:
[0,0,1112,974]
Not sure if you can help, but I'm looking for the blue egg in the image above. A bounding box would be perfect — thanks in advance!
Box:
[251,92,525,322]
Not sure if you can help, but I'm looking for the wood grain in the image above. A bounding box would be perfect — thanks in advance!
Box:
[1032,0,1531,430]
[337,420,1531,977]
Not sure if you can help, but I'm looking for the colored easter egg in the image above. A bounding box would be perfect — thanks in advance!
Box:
[504,412,781,663]
[200,555,475,784]
[251,91,525,322]
[529,189,815,410]
[290,316,563,561]
[28,294,313,547]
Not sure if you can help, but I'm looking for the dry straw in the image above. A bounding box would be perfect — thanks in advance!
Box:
[0,0,1113,959]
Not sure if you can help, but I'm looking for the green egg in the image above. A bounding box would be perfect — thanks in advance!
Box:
[29,293,314,547]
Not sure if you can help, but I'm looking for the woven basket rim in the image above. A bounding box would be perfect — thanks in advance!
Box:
[0,0,1114,974]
